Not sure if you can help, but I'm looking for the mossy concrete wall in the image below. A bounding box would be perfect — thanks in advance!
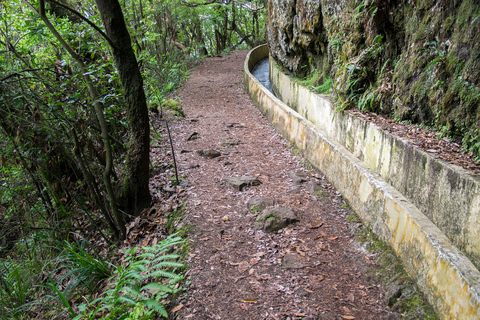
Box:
[270,52,480,272]
[244,44,480,320]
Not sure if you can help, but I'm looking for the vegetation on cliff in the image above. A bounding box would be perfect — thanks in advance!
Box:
[268,0,480,161]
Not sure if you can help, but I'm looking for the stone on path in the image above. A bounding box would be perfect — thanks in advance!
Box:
[255,206,299,232]
[246,197,276,213]
[282,253,307,269]
[197,149,221,159]
[223,176,261,191]
[288,171,308,184]
[221,137,240,147]
[306,181,326,201]
[187,132,199,141]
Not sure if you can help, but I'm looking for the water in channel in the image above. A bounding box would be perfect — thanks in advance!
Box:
[251,57,274,95]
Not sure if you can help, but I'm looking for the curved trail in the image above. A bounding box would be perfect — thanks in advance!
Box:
[170,51,391,319]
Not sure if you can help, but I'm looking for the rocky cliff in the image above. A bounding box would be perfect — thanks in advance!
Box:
[267,0,480,158]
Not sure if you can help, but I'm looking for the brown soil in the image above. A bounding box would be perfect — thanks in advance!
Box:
[153,51,399,319]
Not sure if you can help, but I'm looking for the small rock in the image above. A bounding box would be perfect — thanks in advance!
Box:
[282,253,305,269]
[288,171,308,184]
[294,287,310,297]
[306,181,326,200]
[246,197,276,213]
[197,149,221,159]
[221,137,240,147]
[187,132,199,141]
[223,176,261,191]
[255,206,299,232]
[189,164,200,169]
[180,150,192,154]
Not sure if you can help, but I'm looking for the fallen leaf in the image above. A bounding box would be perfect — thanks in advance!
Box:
[318,275,324,282]
[172,304,184,312]
[248,268,255,275]
[287,246,297,253]
[340,316,355,319]
[305,288,314,293]
[252,252,266,257]
[328,236,338,240]
[240,299,257,303]
[222,215,229,221]
[310,221,324,229]
[199,237,209,241]
[294,313,306,317]
[250,257,260,266]
[229,261,240,266]
[238,261,249,273]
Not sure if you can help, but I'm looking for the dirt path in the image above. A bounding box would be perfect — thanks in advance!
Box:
[167,51,393,319]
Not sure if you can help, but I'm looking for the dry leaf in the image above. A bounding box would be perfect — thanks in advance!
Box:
[310,221,324,229]
[199,237,209,241]
[294,313,306,317]
[222,215,229,221]
[240,299,258,303]
[328,236,338,240]
[340,316,355,319]
[248,268,255,275]
[250,257,260,266]
[172,304,184,312]
[238,261,249,273]
[252,252,266,257]
[305,288,314,293]
[318,275,324,281]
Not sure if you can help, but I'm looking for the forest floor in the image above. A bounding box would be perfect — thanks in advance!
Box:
[145,50,439,320]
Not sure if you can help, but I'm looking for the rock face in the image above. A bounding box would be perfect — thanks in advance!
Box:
[267,0,328,77]
[267,0,480,157]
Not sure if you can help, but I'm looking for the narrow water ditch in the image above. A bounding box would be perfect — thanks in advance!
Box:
[250,57,274,95]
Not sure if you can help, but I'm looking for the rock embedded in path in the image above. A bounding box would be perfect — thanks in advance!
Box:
[255,206,299,232]
[187,132,199,141]
[282,253,307,269]
[306,181,326,201]
[197,149,221,159]
[221,137,240,147]
[247,197,276,213]
[288,171,308,184]
[223,176,261,191]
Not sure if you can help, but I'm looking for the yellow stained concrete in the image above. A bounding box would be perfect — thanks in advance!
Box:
[245,44,480,320]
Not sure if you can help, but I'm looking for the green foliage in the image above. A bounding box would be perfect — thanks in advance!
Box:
[73,234,185,319]
[54,236,115,295]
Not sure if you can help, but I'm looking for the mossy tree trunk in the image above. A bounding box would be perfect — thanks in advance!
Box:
[95,0,151,216]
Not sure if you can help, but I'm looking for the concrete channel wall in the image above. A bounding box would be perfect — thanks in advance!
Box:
[244,44,480,319]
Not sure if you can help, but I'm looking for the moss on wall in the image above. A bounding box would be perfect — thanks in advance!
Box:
[268,0,480,160]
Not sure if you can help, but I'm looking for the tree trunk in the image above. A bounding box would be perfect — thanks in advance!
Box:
[95,0,151,216]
